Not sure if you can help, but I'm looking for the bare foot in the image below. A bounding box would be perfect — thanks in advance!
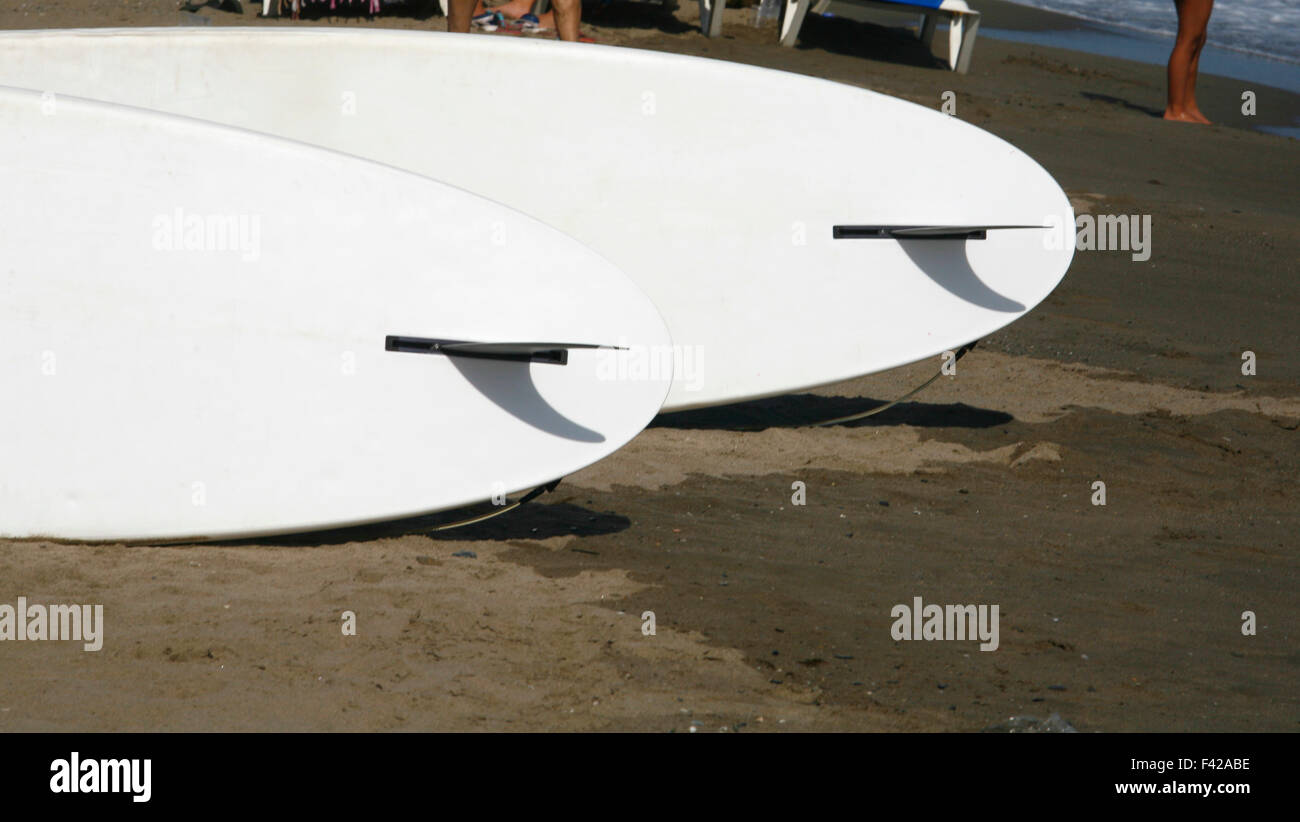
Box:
[1163,108,1204,123]
[1188,107,1213,124]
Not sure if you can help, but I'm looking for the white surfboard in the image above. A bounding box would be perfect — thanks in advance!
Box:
[0,86,671,542]
[0,27,1074,411]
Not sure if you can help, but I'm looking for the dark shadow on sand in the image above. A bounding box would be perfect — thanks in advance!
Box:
[653,394,1012,430]
[212,500,630,546]
[793,14,943,70]
[433,500,631,541]
[258,0,443,21]
[1081,91,1164,118]
[581,0,694,35]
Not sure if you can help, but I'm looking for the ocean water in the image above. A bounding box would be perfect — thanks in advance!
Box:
[992,0,1300,136]
[819,0,1300,135]
[1006,0,1300,65]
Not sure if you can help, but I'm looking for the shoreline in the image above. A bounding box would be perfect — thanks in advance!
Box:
[813,0,1300,134]
[992,0,1300,69]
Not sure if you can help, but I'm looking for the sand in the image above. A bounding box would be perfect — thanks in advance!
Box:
[0,0,1295,731]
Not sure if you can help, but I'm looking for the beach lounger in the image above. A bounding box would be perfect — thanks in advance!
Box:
[699,0,725,37]
[775,0,980,72]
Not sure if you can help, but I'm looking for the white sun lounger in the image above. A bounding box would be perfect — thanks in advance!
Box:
[776,0,980,72]
[261,0,294,15]
[696,0,973,72]
[698,0,726,36]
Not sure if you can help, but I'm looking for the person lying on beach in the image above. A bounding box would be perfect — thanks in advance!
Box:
[1165,0,1214,124]
[470,0,555,33]
[448,0,577,40]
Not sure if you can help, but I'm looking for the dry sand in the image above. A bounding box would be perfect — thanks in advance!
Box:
[0,0,1296,731]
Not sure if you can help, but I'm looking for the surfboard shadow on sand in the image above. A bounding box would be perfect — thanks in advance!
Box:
[211,501,631,547]
[794,14,947,71]
[447,357,606,444]
[653,395,1012,431]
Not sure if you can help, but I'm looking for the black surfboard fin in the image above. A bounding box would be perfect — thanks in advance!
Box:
[385,336,625,366]
[833,225,1047,240]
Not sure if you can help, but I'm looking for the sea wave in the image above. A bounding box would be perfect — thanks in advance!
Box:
[1004,0,1300,65]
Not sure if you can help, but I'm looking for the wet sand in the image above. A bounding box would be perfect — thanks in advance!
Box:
[0,1,1296,731]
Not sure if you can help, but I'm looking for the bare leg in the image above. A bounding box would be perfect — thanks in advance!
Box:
[551,0,581,41]
[1165,0,1213,123]
[448,0,476,33]
[1185,28,1211,123]
[527,10,556,29]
